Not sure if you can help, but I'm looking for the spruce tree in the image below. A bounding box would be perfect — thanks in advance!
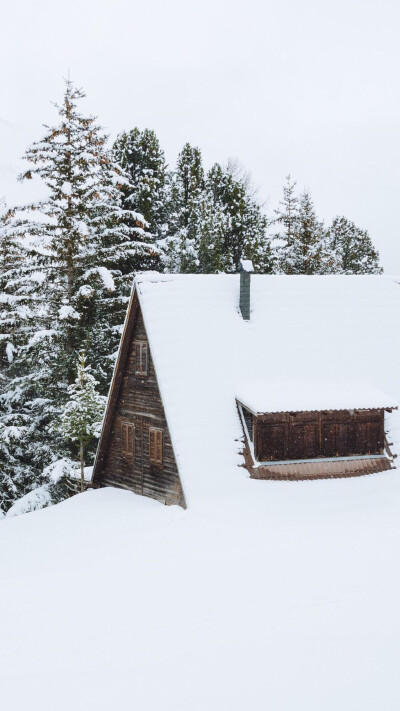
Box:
[274,180,330,275]
[291,190,326,274]
[113,128,168,245]
[0,80,157,510]
[326,216,382,274]
[206,162,273,273]
[164,143,205,273]
[60,351,106,492]
[0,201,39,511]
[273,175,300,273]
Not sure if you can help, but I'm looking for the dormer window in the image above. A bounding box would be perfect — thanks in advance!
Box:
[135,341,148,376]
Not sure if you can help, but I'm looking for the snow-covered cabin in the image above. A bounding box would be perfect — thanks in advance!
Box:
[92,271,400,507]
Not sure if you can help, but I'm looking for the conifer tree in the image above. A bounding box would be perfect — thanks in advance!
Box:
[291,190,326,274]
[197,190,229,273]
[0,80,157,510]
[113,128,168,244]
[164,143,205,273]
[274,180,332,274]
[326,216,382,274]
[0,202,38,511]
[273,175,300,273]
[206,162,273,273]
[60,351,106,492]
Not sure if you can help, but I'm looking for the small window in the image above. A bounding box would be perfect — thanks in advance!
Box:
[149,428,163,465]
[121,422,134,458]
[135,341,148,376]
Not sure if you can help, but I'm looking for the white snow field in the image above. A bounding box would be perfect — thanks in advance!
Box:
[2,478,400,711]
[1,273,400,710]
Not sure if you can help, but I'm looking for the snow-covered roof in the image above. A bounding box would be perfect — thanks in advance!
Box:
[135,273,400,506]
[236,382,398,414]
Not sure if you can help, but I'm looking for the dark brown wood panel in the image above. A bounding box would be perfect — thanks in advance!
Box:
[254,409,385,462]
[93,298,186,508]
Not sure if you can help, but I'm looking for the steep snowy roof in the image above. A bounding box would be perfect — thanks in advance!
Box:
[136,273,400,506]
[236,382,397,414]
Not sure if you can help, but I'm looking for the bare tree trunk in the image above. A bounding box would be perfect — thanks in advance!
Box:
[80,439,85,493]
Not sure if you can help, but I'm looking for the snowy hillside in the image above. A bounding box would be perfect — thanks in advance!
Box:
[1,478,400,711]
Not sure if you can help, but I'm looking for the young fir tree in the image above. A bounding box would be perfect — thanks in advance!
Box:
[274,180,330,274]
[0,80,157,510]
[113,128,168,245]
[0,201,40,511]
[290,190,327,274]
[273,175,300,273]
[326,216,382,274]
[164,143,205,273]
[197,188,229,273]
[60,351,106,492]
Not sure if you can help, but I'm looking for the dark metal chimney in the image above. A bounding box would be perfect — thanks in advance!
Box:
[239,258,254,320]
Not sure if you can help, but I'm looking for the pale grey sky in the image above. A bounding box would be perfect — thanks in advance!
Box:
[1,0,399,270]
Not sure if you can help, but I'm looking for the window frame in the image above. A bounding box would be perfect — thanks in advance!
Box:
[134,340,148,377]
[121,421,134,459]
[149,427,163,466]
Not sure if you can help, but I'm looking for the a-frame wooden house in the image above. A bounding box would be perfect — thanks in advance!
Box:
[92,270,399,508]
[92,285,186,507]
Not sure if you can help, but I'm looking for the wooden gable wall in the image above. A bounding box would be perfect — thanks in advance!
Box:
[92,293,186,508]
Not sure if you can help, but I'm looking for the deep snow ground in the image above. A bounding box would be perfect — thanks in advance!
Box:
[1,474,400,710]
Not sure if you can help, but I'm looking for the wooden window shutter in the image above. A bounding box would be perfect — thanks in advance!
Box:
[121,422,134,458]
[149,428,163,465]
[149,429,156,461]
[156,430,163,463]
[142,343,148,375]
[127,424,134,457]
[135,342,141,375]
[134,341,148,376]
[121,423,128,453]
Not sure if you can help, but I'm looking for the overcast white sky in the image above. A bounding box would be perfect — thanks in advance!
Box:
[1,0,399,271]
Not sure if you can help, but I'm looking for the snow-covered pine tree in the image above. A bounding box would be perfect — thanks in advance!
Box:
[326,216,382,274]
[273,175,300,273]
[291,190,327,274]
[113,128,168,246]
[197,189,229,273]
[275,182,329,275]
[60,351,106,492]
[0,80,157,511]
[0,202,19,375]
[206,162,273,273]
[0,201,23,511]
[164,143,205,273]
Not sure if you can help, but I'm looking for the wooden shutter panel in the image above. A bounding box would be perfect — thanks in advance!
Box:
[322,423,336,457]
[149,429,156,462]
[367,422,383,454]
[149,428,163,464]
[156,430,163,463]
[121,423,128,454]
[355,422,368,455]
[257,424,285,461]
[135,343,141,374]
[128,424,134,457]
[142,343,148,375]
[121,422,134,457]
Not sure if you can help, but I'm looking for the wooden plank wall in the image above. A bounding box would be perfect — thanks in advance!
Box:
[253,409,385,462]
[96,306,186,508]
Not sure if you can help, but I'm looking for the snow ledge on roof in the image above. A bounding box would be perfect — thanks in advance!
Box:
[236,382,399,415]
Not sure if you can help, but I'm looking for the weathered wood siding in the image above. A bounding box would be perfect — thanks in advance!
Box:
[254,409,385,462]
[95,304,185,507]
